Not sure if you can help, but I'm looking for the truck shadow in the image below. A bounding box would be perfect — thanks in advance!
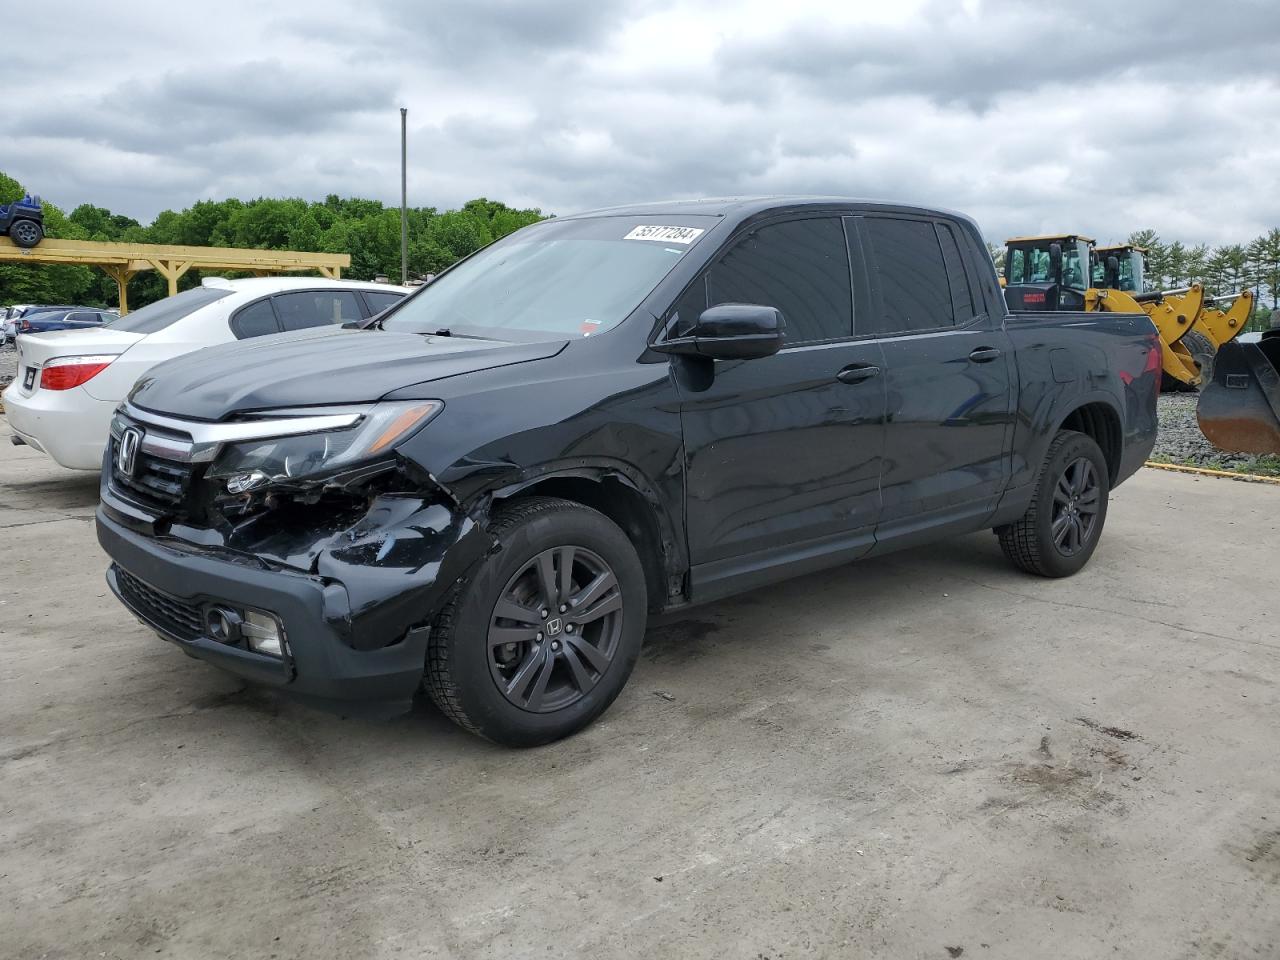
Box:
[235,530,1019,762]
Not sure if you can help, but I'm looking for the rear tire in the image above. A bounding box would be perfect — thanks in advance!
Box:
[424,496,647,747]
[8,219,42,248]
[996,430,1109,578]
[1179,329,1215,382]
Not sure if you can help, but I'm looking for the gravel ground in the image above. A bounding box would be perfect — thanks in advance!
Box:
[1152,393,1280,474]
[0,343,15,388]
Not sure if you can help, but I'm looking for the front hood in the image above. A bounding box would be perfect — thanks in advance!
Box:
[129,326,568,420]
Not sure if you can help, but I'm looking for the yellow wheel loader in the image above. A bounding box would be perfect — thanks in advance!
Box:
[1095,242,1252,379]
[1003,235,1203,389]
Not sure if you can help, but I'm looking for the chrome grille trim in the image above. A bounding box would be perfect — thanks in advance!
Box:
[121,402,364,463]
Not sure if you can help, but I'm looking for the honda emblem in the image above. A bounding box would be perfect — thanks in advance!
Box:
[116,426,143,477]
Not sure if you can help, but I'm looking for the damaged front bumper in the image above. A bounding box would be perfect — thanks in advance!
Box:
[96,485,494,717]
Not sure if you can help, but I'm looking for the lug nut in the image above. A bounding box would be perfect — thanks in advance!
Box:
[559,604,567,613]
[540,609,549,619]
[565,623,575,633]
[535,632,543,642]
[551,640,561,651]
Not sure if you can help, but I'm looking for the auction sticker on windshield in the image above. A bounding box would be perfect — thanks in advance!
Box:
[623,225,705,244]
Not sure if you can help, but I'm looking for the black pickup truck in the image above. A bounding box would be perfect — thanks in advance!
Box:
[97,198,1160,745]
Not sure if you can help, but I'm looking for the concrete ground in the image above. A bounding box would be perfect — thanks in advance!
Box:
[2,420,1278,960]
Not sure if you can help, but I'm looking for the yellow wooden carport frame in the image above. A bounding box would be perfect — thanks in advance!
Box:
[0,237,350,314]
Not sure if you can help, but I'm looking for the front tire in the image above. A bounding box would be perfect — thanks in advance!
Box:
[424,496,647,746]
[996,430,1109,578]
[8,219,42,248]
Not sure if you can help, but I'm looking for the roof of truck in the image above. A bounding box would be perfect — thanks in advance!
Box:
[556,196,976,223]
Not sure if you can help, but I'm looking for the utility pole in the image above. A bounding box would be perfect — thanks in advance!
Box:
[400,107,408,285]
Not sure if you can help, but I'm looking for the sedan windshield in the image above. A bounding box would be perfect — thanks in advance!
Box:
[382,215,717,341]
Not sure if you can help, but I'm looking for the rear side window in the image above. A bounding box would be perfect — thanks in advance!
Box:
[363,290,404,314]
[936,223,978,324]
[860,217,953,334]
[231,299,280,339]
[273,291,364,331]
[706,217,853,344]
[107,286,235,334]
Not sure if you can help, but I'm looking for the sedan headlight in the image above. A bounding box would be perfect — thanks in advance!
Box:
[206,400,442,489]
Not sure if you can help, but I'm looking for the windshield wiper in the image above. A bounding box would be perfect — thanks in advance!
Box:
[423,326,493,341]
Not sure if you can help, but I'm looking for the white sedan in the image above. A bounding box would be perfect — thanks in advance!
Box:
[3,277,410,470]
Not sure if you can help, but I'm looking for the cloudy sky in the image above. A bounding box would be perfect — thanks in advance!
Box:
[8,0,1280,244]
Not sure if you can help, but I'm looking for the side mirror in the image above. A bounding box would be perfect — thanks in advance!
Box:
[653,304,785,360]
[1048,242,1063,284]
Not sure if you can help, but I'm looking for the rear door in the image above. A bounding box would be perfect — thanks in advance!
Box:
[852,214,1014,547]
[674,215,887,594]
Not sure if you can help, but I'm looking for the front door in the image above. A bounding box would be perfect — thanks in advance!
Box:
[671,215,888,595]
[851,214,1014,548]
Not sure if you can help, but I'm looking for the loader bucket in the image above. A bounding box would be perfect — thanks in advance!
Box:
[1197,333,1280,455]
[1198,289,1252,351]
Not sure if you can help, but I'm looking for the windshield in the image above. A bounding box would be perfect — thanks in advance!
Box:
[1006,239,1090,291]
[1120,251,1145,292]
[1092,249,1146,292]
[382,215,717,340]
[107,285,234,334]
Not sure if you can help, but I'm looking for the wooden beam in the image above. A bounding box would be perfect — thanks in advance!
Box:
[0,236,349,277]
[99,264,135,315]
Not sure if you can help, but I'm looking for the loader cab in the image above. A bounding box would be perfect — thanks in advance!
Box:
[1002,234,1094,311]
[1094,244,1148,293]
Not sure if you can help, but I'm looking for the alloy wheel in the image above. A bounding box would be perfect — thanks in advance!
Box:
[487,545,624,713]
[1050,457,1100,557]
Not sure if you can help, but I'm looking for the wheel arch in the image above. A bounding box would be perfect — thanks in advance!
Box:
[486,463,683,613]
[1054,399,1123,485]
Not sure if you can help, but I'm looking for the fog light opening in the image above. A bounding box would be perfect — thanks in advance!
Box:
[242,610,285,658]
[205,606,243,644]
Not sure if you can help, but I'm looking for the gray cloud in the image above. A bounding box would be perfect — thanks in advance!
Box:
[5,0,1279,246]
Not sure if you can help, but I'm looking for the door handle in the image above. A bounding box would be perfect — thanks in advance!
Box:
[968,346,1002,363]
[836,363,881,384]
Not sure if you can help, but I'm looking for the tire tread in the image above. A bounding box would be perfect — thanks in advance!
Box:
[997,430,1090,577]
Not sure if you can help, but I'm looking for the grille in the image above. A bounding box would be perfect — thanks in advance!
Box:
[116,567,204,641]
[109,434,194,512]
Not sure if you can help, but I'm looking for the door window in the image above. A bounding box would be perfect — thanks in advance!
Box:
[936,222,978,324]
[362,290,404,314]
[860,217,954,334]
[705,217,853,344]
[230,298,280,339]
[273,291,364,331]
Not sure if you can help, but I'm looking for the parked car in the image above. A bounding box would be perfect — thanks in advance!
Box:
[95,198,1159,746]
[13,307,115,336]
[0,194,44,247]
[3,277,410,469]
[2,305,88,346]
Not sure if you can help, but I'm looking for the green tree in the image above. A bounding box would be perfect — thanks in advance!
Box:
[0,168,546,308]
[1248,228,1280,308]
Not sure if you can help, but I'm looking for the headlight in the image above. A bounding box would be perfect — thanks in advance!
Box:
[206,400,442,489]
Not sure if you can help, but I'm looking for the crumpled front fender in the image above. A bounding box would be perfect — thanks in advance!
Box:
[312,495,497,651]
